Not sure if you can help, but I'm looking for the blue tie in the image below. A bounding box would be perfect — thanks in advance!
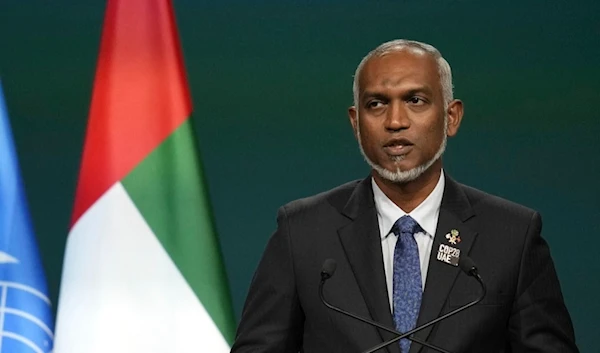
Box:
[392,215,423,353]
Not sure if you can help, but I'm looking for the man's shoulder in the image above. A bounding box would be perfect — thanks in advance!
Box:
[279,179,364,217]
[456,181,538,220]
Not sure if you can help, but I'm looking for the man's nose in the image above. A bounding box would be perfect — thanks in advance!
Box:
[385,102,409,132]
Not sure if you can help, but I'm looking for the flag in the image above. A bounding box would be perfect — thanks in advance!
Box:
[53,1,236,352]
[0,81,54,352]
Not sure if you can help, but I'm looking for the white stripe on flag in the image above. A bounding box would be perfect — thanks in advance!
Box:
[54,182,229,353]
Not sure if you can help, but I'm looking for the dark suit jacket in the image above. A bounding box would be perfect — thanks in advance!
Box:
[231,175,578,353]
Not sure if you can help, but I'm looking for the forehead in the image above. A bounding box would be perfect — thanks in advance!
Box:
[358,49,441,95]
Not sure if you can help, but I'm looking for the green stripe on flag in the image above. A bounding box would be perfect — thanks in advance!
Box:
[122,118,236,344]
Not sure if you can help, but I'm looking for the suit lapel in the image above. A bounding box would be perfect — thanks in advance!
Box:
[337,177,401,353]
[409,176,477,353]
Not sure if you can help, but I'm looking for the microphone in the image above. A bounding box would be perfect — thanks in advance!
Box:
[319,256,486,353]
[458,255,479,277]
[321,258,337,280]
[320,260,450,353]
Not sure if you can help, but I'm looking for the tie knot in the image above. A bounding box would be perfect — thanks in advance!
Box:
[392,215,422,237]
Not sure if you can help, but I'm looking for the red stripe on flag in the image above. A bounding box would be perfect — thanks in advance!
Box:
[72,0,192,226]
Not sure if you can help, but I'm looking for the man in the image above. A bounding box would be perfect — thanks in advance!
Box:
[231,39,578,353]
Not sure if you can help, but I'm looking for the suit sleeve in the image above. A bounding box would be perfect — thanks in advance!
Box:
[230,206,304,353]
[508,211,579,352]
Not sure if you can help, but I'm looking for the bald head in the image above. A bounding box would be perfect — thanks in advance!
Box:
[353,39,454,109]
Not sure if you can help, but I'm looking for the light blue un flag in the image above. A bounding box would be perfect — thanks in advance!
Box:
[0,81,54,353]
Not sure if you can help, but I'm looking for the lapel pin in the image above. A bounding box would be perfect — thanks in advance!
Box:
[445,229,461,245]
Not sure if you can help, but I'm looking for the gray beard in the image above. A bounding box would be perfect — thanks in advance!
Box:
[356,117,448,183]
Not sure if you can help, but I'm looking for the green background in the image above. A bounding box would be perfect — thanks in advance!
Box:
[1,0,598,351]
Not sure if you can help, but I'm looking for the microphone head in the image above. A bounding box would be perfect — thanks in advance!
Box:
[321,259,337,280]
[458,255,478,277]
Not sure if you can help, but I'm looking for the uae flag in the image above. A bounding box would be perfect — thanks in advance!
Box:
[53,1,236,352]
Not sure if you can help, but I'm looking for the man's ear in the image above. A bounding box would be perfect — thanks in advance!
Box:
[446,100,464,137]
[348,106,358,139]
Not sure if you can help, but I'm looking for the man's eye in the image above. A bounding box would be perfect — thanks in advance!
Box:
[407,97,425,105]
[367,101,384,109]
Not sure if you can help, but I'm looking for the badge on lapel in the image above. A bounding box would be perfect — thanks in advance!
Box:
[446,229,461,244]
[436,229,461,266]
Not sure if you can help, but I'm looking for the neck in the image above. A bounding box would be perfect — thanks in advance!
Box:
[373,160,442,213]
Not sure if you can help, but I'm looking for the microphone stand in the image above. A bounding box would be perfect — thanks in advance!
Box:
[319,277,452,353]
[319,256,487,353]
[362,273,486,353]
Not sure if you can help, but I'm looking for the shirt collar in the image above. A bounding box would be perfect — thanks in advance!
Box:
[372,170,445,239]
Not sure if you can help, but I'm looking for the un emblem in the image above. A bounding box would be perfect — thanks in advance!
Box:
[0,251,54,353]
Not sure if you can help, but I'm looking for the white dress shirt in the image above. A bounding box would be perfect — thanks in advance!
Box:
[371,171,445,311]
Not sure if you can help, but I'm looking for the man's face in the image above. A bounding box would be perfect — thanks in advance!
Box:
[348,49,462,183]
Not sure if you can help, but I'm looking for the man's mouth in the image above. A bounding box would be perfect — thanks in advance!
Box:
[383,138,413,156]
